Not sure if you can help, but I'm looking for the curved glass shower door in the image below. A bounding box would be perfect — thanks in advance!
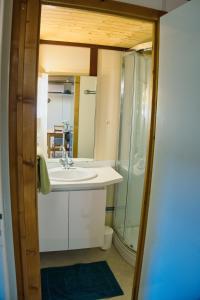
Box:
[114,54,135,239]
[114,51,152,252]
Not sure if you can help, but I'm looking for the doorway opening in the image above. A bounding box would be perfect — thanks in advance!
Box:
[9,1,162,299]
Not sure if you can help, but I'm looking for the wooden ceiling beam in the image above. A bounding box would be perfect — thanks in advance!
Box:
[40,39,128,51]
[90,47,98,76]
[41,0,166,22]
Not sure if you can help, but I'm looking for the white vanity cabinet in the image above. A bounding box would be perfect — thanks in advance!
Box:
[68,190,106,250]
[38,191,69,252]
[38,189,106,252]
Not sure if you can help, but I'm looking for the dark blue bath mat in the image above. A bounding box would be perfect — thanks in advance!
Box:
[41,261,124,300]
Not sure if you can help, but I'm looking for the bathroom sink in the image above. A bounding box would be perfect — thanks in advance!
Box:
[49,167,97,182]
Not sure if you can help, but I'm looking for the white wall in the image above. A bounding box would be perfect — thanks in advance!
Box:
[116,0,187,11]
[165,0,188,11]
[47,94,74,129]
[39,45,90,75]
[94,50,122,160]
[139,1,200,299]
[0,0,17,299]
[47,83,74,130]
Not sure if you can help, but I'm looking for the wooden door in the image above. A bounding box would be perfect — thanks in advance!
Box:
[137,1,200,299]
[9,0,41,298]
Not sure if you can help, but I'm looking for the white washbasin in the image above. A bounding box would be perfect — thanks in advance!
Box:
[48,167,97,182]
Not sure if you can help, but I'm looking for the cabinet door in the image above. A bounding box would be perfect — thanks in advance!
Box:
[38,191,69,252]
[69,189,106,250]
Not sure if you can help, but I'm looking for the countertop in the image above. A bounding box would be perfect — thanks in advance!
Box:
[50,167,123,191]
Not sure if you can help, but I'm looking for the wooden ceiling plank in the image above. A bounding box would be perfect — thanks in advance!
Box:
[40,5,153,48]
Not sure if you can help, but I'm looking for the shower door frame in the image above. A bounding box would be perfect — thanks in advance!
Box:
[9,0,162,299]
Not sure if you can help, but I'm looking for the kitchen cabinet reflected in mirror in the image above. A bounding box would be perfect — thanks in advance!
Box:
[37,75,97,159]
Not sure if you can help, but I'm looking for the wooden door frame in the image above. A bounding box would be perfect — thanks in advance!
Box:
[9,0,162,299]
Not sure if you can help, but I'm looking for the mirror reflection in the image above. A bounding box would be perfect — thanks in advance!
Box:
[37,75,97,159]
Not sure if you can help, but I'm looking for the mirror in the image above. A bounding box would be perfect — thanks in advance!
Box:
[37,75,97,159]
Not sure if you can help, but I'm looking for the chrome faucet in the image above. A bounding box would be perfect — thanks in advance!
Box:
[59,146,73,169]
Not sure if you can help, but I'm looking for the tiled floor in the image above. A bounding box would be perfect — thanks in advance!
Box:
[40,245,134,299]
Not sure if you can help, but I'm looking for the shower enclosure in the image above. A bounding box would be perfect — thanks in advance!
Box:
[114,51,152,262]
